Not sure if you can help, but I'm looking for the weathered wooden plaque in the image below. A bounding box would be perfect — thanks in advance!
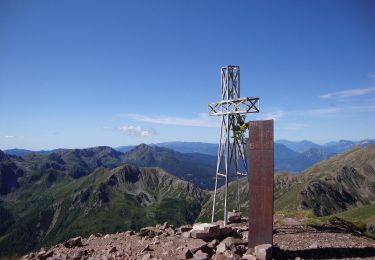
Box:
[247,120,274,248]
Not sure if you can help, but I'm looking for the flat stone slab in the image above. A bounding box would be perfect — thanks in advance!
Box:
[190,223,233,240]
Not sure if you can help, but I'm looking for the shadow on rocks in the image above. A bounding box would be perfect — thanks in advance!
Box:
[273,246,375,259]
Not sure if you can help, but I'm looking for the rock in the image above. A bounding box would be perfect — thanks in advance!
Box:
[125,230,135,236]
[140,226,162,238]
[103,234,111,239]
[182,231,191,238]
[366,220,375,233]
[57,253,67,260]
[141,245,153,252]
[142,253,152,260]
[230,229,243,239]
[72,250,86,260]
[161,222,170,229]
[180,225,193,232]
[216,242,227,253]
[217,237,242,253]
[204,224,220,233]
[177,247,193,259]
[37,250,53,260]
[213,250,240,260]
[242,254,258,260]
[235,244,247,255]
[228,211,241,223]
[207,239,219,249]
[245,248,254,255]
[224,250,241,260]
[166,227,176,236]
[107,246,117,254]
[193,249,209,260]
[190,223,232,240]
[88,234,96,241]
[188,239,207,253]
[219,227,233,237]
[254,244,272,260]
[193,223,219,232]
[63,236,83,248]
[308,242,318,249]
[190,223,219,239]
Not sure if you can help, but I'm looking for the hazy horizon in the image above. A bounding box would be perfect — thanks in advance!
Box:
[2,138,375,151]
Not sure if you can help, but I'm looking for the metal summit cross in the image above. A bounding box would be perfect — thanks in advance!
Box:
[209,65,259,225]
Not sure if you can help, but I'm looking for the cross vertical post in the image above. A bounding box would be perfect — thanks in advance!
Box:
[209,65,260,225]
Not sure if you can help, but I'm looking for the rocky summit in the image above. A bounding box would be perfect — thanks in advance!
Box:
[23,214,375,260]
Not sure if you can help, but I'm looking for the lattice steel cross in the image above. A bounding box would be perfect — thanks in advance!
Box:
[208,65,260,225]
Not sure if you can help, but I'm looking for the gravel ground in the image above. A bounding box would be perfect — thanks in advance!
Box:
[23,217,375,260]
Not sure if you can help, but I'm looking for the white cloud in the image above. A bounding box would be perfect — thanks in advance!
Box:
[256,110,285,120]
[4,135,14,138]
[123,113,219,127]
[319,87,375,99]
[117,125,156,137]
[282,123,307,130]
[305,107,341,115]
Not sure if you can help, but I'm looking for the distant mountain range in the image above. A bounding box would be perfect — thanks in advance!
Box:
[116,142,218,155]
[198,144,375,221]
[277,139,375,154]
[276,140,322,153]
[4,139,375,174]
[1,145,216,191]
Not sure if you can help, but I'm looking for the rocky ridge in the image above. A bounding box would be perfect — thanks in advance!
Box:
[23,214,375,260]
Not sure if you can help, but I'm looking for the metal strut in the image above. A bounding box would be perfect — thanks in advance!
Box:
[209,65,260,226]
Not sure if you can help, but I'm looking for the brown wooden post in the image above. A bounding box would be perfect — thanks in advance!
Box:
[247,120,274,248]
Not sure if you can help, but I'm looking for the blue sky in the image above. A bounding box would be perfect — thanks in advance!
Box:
[1,0,375,150]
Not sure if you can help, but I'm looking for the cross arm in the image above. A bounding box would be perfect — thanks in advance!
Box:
[208,97,260,116]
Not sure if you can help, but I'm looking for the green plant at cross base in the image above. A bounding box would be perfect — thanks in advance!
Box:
[232,115,247,142]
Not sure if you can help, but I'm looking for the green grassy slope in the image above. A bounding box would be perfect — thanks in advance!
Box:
[198,145,375,222]
[0,165,208,257]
